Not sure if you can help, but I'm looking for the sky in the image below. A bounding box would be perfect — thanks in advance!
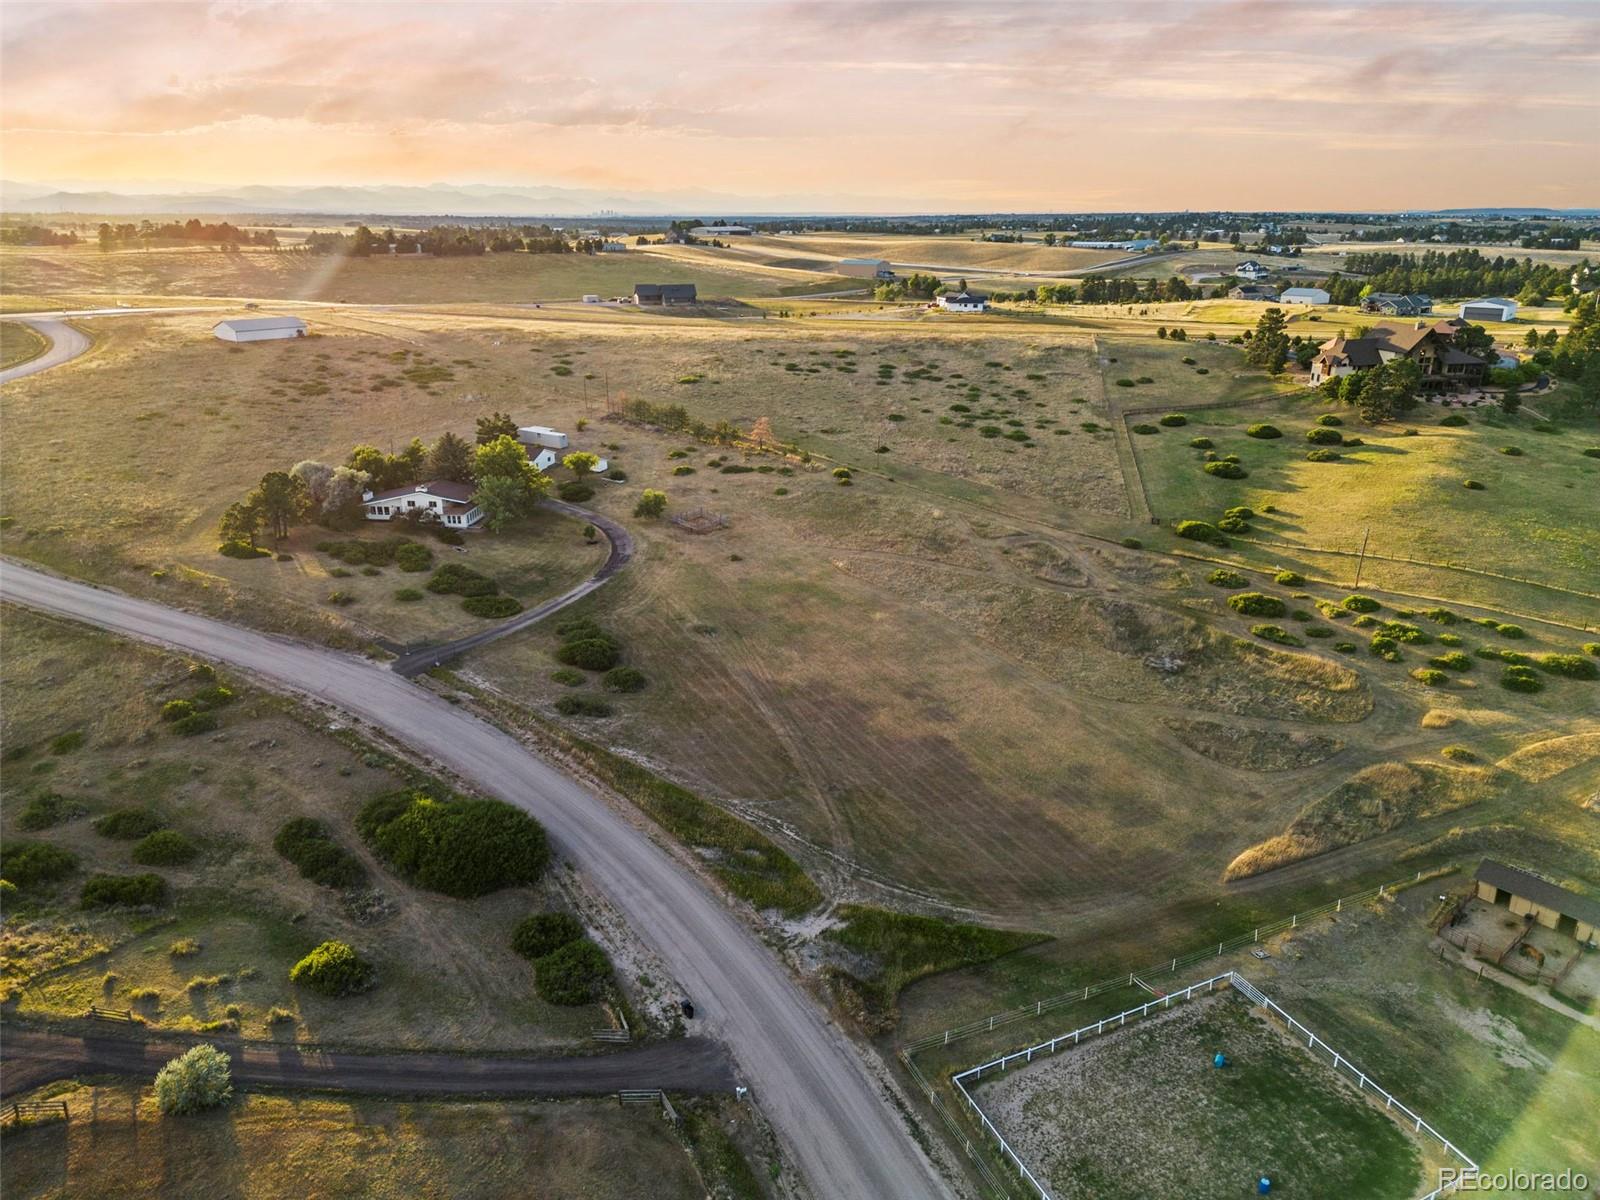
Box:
[2,0,1598,213]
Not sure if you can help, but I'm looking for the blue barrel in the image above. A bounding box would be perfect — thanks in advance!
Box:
[1258,1177,1272,1195]
[1213,1052,1228,1068]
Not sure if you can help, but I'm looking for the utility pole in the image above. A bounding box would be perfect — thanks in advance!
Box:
[1353,528,1371,589]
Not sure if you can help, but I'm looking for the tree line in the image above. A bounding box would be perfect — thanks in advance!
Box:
[96,220,278,249]
[1325,249,1587,307]
[303,224,605,258]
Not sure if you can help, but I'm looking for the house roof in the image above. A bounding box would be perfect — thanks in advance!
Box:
[366,480,476,505]
[634,283,697,299]
[1476,859,1600,928]
[1230,284,1279,299]
[1464,297,1515,309]
[942,291,988,304]
[1281,287,1328,299]
[839,257,890,266]
[214,316,307,332]
[1318,334,1383,369]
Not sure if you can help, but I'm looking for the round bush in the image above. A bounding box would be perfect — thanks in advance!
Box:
[395,543,433,572]
[1203,461,1248,479]
[434,528,466,546]
[161,699,197,723]
[289,940,375,996]
[1273,570,1303,586]
[1305,427,1343,445]
[1369,635,1403,662]
[394,588,424,602]
[1316,414,1343,426]
[1159,414,1189,427]
[558,481,595,503]
[1223,507,1254,521]
[155,1044,233,1116]
[1131,423,1159,435]
[602,665,648,692]
[132,830,199,866]
[1216,516,1249,533]
[1539,654,1599,680]
[218,541,270,560]
[1245,424,1282,439]
[192,685,234,709]
[1227,592,1286,618]
[1120,537,1142,549]
[1500,665,1544,693]
[1188,437,1214,450]
[1429,652,1472,672]
[1333,642,1358,654]
[1583,448,1600,459]
[1174,520,1228,547]
[1208,568,1248,589]
[1342,595,1381,613]
[358,791,550,898]
[1462,479,1484,490]
[554,695,614,717]
[1438,413,1469,427]
[557,637,621,671]
[1306,448,1341,462]
[1499,446,1524,457]
[550,668,584,687]
[462,595,523,619]
[1495,623,1526,639]
[274,818,365,888]
[94,808,163,840]
[1410,668,1449,687]
[512,911,585,961]
[170,712,219,737]
[1,841,78,888]
[1114,378,1136,388]
[427,563,497,597]
[81,873,168,909]
[1252,625,1303,646]
[534,938,613,1006]
[1584,643,1600,657]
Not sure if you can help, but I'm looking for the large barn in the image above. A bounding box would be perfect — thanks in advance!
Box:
[1458,297,1518,323]
[1474,860,1600,943]
[212,316,307,342]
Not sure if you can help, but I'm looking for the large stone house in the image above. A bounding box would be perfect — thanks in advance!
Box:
[1310,319,1488,390]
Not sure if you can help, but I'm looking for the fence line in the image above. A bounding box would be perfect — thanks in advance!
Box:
[946,970,1475,1200]
[899,1050,1013,1200]
[1,1100,68,1130]
[904,869,1438,1054]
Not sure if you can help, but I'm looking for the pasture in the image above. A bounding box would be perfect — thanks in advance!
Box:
[726,231,1126,275]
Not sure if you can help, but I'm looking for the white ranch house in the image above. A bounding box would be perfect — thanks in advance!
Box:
[937,290,990,313]
[1233,260,1270,281]
[213,315,307,342]
[363,480,483,528]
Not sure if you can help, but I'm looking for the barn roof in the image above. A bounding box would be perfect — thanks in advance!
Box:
[839,257,890,266]
[214,316,307,332]
[1476,859,1600,927]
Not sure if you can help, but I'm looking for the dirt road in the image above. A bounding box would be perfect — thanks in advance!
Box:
[0,1025,734,1100]
[0,562,953,1200]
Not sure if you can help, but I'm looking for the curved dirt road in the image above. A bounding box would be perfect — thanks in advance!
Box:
[0,562,953,1200]
[1,1026,734,1100]
[0,318,91,385]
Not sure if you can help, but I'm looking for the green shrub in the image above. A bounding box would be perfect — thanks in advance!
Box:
[606,468,627,482]
[395,543,433,572]
[289,940,375,996]
[434,527,466,546]
[1438,413,1469,427]
[550,668,584,686]
[602,666,648,692]
[273,818,366,888]
[1495,623,1526,639]
[1131,423,1159,435]
[672,465,696,476]
[1333,642,1358,654]
[1227,592,1286,618]
[1583,448,1600,459]
[1305,447,1340,462]
[558,481,595,502]
[1316,414,1343,426]
[1174,520,1228,547]
[1379,621,1431,644]
[1159,414,1189,427]
[1114,378,1136,388]
[511,912,585,961]
[1273,570,1303,586]
[1410,668,1449,687]
[1343,595,1381,613]
[357,791,549,898]
[557,637,621,671]
[326,590,355,606]
[555,695,614,717]
[1539,654,1599,680]
[217,539,272,561]
[1369,635,1403,662]
[169,938,201,957]
[17,792,83,831]
[161,699,197,723]
[82,873,168,909]
[1,841,78,888]
[1188,437,1213,449]
[132,830,199,866]
[1207,568,1248,589]
[556,615,605,639]
[94,808,163,840]
[1304,626,1334,638]
[170,712,219,737]
[1438,632,1464,646]
[1531,421,1559,433]
[1429,652,1472,672]
[1500,665,1544,693]
[394,588,424,602]
[1352,614,1378,628]
[1423,607,1459,625]
[534,939,613,1006]
[192,685,234,709]
[634,489,668,518]
[1223,507,1254,520]
[1305,427,1343,445]
[49,730,86,755]
[1120,537,1142,549]
[1499,446,1524,457]
[155,1044,233,1116]
[1462,479,1484,490]
[462,595,523,619]
[1203,461,1248,479]
[1440,746,1477,762]
[1245,424,1282,439]
[1252,625,1303,646]
[427,563,497,597]
[361,566,381,577]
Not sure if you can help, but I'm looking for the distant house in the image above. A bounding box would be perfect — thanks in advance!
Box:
[1475,860,1600,943]
[600,241,627,253]
[1310,319,1489,390]
[213,315,307,343]
[1229,284,1280,302]
[362,480,483,528]
[1233,260,1270,281]
[517,425,570,450]
[689,225,753,237]
[1068,238,1158,251]
[634,283,698,305]
[1363,293,1432,317]
[837,257,894,279]
[1280,287,1330,305]
[937,290,989,313]
[1458,297,1518,323]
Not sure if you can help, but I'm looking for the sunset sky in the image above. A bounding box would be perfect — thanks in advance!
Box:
[2,0,1597,212]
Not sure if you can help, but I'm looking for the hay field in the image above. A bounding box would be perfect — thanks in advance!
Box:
[0,608,607,1050]
[735,232,1125,274]
[976,993,1426,1200]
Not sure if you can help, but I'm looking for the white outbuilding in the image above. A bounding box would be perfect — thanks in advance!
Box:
[1280,287,1330,305]
[1458,297,1518,322]
[936,290,990,313]
[517,425,570,450]
[212,315,307,342]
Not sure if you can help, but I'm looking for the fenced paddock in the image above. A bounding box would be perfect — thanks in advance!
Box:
[951,972,1476,1200]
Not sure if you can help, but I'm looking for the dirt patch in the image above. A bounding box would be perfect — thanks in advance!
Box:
[1167,719,1345,772]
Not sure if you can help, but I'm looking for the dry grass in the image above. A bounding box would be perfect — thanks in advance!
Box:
[1,319,49,369]
[728,232,1126,274]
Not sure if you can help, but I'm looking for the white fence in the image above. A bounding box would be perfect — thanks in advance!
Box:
[948,970,1476,1200]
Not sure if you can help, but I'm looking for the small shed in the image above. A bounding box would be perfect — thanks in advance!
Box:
[1475,860,1600,942]
[213,316,307,342]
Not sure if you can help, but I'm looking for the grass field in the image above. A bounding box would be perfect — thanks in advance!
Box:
[0,1084,753,1200]
[726,232,1126,275]
[1,318,49,369]
[975,994,1428,1199]
[0,608,609,1049]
